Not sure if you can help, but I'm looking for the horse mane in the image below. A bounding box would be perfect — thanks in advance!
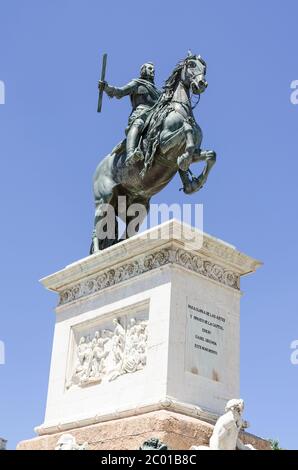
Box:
[163,60,185,95]
[163,54,202,96]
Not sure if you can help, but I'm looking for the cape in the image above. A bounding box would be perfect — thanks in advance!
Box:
[132,78,161,100]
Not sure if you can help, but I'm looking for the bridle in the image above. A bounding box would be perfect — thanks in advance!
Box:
[191,93,201,110]
[181,60,204,110]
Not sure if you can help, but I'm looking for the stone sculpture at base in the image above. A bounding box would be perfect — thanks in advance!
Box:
[0,438,7,450]
[55,434,88,450]
[190,399,255,450]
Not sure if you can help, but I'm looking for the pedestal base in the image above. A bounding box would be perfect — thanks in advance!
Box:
[18,221,265,450]
[17,410,270,450]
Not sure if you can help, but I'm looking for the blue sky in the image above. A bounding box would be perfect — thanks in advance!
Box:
[0,0,297,450]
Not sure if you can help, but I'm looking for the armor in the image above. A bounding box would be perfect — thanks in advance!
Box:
[100,63,161,165]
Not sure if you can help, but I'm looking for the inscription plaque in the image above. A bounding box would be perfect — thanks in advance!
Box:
[185,298,227,382]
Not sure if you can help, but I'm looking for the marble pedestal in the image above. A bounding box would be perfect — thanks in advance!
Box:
[18,220,264,450]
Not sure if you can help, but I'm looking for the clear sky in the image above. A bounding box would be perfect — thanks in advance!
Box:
[0,0,297,450]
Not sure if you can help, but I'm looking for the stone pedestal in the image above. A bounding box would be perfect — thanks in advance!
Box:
[18,220,265,450]
[17,410,269,450]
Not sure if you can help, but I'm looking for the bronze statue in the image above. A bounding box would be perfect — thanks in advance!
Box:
[91,53,216,253]
[99,62,161,166]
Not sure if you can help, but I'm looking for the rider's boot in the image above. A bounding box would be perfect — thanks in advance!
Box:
[126,125,144,166]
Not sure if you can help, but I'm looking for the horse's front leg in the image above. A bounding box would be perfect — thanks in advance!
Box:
[192,148,216,163]
[179,150,216,194]
[177,121,196,171]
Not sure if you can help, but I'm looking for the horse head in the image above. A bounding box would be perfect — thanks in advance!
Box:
[182,53,208,94]
[164,53,208,97]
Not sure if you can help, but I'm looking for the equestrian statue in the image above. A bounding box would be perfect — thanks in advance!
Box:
[91,52,216,253]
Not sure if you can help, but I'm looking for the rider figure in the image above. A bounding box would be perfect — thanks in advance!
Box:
[99,63,161,165]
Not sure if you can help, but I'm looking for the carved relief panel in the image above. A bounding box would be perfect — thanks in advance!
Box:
[66,302,149,389]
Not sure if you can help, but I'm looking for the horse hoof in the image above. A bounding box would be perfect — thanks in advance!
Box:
[206,151,216,162]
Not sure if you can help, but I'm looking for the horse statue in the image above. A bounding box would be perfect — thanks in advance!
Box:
[90,53,216,253]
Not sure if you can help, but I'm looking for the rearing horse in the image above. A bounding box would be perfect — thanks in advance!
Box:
[91,54,216,253]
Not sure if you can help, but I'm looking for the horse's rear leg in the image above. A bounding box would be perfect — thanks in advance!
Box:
[90,196,118,254]
[118,198,150,241]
